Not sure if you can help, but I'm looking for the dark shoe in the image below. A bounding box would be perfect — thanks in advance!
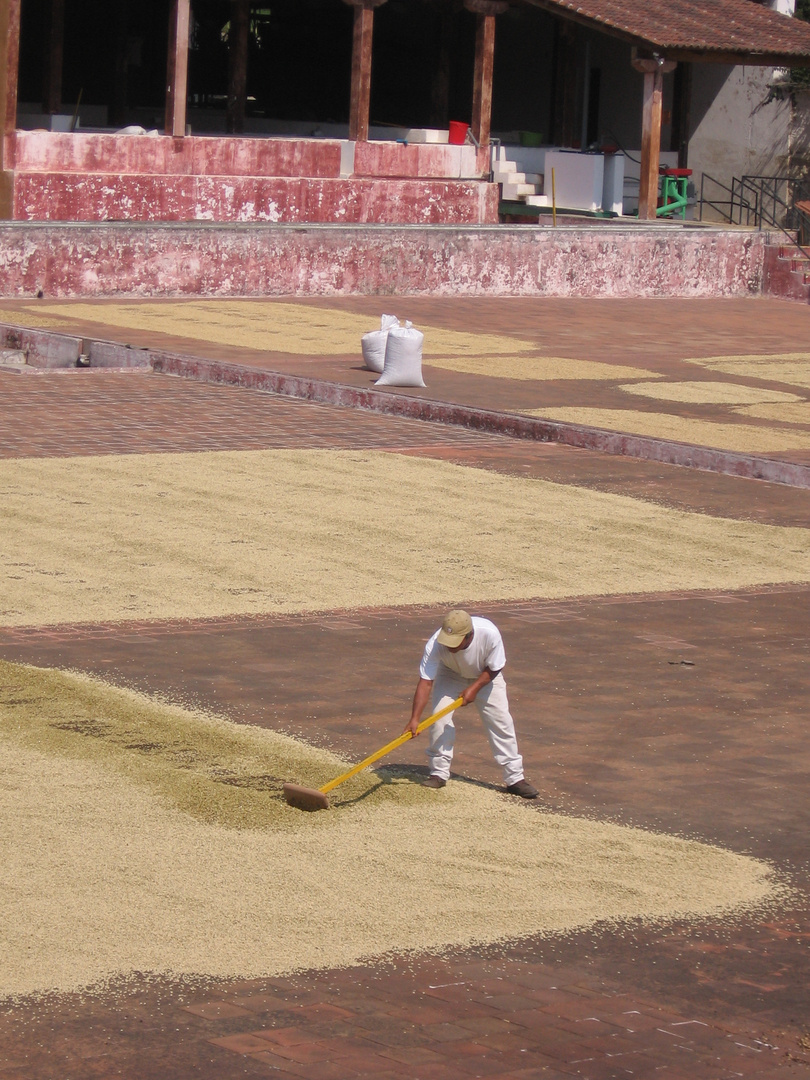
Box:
[423,775,447,789]
[506,779,539,799]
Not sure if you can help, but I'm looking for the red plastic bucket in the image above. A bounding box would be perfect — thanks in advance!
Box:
[448,121,469,145]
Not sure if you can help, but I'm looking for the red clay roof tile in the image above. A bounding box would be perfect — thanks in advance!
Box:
[526,0,810,59]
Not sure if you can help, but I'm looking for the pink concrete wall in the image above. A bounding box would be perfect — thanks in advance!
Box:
[12,132,485,180]
[12,132,346,178]
[761,244,810,303]
[352,142,486,179]
[0,222,772,298]
[9,133,494,224]
[11,175,498,224]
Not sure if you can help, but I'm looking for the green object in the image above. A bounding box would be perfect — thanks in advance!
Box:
[519,130,543,147]
[657,172,690,219]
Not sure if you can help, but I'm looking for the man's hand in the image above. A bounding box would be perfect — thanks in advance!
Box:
[405,677,434,738]
[461,667,499,706]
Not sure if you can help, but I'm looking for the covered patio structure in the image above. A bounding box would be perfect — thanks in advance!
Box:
[2,0,810,224]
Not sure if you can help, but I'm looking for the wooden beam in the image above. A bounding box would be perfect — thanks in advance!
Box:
[633,54,676,220]
[656,48,810,66]
[637,68,663,220]
[471,13,496,146]
[550,19,578,147]
[111,0,130,127]
[0,0,21,217]
[429,3,455,128]
[671,61,692,169]
[465,0,507,147]
[165,0,190,138]
[346,0,385,142]
[42,0,65,115]
[227,0,250,134]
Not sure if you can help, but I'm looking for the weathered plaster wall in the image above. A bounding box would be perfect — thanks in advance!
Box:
[7,133,493,225]
[0,222,769,298]
[12,133,486,181]
[11,174,499,225]
[788,87,810,178]
[688,65,791,217]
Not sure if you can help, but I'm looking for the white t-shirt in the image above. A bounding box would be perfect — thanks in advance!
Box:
[419,617,507,681]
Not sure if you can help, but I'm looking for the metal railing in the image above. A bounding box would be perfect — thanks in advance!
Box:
[699,171,810,251]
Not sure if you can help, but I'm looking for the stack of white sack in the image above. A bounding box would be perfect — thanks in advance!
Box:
[360,316,426,388]
[361,314,399,374]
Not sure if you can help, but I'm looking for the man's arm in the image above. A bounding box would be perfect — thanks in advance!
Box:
[403,677,434,737]
[461,667,501,705]
[404,664,501,737]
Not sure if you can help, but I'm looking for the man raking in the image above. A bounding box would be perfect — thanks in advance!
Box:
[404,609,538,798]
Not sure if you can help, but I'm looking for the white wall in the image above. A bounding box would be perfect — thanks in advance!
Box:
[687,64,791,215]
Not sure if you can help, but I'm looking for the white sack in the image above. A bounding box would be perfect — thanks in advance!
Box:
[376,324,426,388]
[361,314,399,373]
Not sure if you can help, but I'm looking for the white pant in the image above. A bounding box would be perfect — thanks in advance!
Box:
[427,671,524,786]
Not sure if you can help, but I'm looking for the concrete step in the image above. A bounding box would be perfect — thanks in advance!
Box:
[500,181,541,200]
[524,194,551,207]
[779,243,810,260]
[493,169,542,186]
[517,171,540,185]
[0,350,28,372]
[763,243,810,302]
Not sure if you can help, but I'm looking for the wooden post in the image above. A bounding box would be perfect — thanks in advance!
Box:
[111,0,130,127]
[0,0,21,217]
[465,0,507,147]
[165,0,190,137]
[344,0,386,142]
[42,0,65,116]
[471,13,495,146]
[633,53,676,220]
[550,19,578,148]
[349,4,373,141]
[227,0,250,135]
[671,61,691,169]
[429,3,455,128]
[638,68,663,220]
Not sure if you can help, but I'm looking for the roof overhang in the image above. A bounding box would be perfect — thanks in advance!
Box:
[521,0,810,66]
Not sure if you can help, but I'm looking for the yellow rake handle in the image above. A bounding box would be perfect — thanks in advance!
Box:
[320,696,464,796]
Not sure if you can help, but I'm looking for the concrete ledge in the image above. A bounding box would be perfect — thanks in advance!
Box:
[0,221,770,298]
[12,131,486,181]
[88,340,152,368]
[0,322,155,369]
[13,132,347,178]
[149,350,810,489]
[11,175,498,225]
[0,322,82,366]
[2,315,806,488]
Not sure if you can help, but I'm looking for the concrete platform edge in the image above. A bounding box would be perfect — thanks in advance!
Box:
[148,349,810,489]
[4,316,808,489]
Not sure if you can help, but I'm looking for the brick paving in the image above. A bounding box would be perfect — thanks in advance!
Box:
[0,370,509,458]
[3,367,810,524]
[1,296,810,450]
[5,294,810,485]
[4,294,810,420]
[1,300,810,1079]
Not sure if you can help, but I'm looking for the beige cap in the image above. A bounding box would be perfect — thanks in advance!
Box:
[437,609,473,647]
